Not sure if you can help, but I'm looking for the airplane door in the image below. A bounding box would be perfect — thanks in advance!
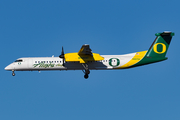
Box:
[28,59,33,69]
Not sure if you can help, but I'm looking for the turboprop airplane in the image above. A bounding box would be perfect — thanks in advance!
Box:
[5,31,174,79]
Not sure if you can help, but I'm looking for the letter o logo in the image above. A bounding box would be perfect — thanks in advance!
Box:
[153,43,166,54]
[109,58,120,67]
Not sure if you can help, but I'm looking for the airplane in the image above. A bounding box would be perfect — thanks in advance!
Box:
[5,31,174,79]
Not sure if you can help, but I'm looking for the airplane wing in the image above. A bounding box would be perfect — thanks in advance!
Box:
[78,44,92,56]
[65,44,104,63]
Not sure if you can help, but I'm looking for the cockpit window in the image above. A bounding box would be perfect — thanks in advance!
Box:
[14,59,23,62]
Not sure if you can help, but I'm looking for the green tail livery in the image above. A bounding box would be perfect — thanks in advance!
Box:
[129,31,175,68]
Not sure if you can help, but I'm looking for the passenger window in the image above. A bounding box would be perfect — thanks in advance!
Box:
[38,61,40,63]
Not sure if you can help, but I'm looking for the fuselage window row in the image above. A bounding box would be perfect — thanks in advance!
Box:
[35,61,62,64]
[34,60,113,64]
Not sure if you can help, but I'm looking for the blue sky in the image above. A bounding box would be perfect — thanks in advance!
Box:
[1,0,180,120]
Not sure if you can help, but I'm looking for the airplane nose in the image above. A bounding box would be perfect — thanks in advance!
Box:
[5,65,12,71]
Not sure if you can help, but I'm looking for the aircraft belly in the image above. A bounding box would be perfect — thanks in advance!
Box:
[64,62,108,70]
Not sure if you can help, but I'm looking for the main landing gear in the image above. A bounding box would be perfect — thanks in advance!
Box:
[12,70,15,76]
[82,63,90,79]
[83,69,90,79]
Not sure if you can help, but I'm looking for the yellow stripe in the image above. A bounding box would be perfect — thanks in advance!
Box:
[116,50,147,69]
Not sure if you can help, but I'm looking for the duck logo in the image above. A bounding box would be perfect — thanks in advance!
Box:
[109,58,120,67]
[153,43,166,54]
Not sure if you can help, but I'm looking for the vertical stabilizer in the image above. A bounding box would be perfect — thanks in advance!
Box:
[146,31,174,58]
[131,31,174,67]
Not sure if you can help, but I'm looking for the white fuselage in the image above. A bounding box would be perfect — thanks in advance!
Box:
[5,53,136,71]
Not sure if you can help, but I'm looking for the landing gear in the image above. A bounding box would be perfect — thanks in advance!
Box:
[82,63,90,79]
[12,70,15,76]
[84,74,89,79]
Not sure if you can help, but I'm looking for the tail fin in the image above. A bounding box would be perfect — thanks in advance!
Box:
[130,31,174,68]
[146,31,175,58]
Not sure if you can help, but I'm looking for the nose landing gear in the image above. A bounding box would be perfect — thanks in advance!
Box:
[12,70,15,76]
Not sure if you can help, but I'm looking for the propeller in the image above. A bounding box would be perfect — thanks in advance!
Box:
[59,46,64,58]
[59,46,65,65]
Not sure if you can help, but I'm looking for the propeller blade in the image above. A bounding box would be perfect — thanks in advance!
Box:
[61,46,64,55]
[59,46,64,58]
[59,46,65,66]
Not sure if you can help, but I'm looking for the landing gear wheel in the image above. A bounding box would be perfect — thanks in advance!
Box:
[84,74,89,79]
[12,71,15,76]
